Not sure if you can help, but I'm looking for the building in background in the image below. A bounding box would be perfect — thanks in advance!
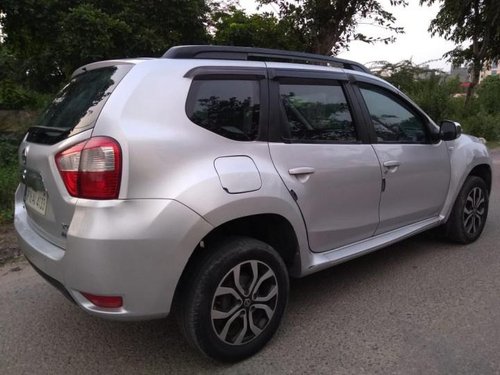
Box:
[480,61,499,82]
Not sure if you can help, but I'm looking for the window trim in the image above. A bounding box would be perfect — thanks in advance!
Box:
[268,72,368,144]
[185,69,268,142]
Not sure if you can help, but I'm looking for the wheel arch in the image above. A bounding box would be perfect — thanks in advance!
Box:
[172,213,302,312]
[440,135,492,222]
[186,213,300,273]
[442,161,492,222]
[468,164,492,194]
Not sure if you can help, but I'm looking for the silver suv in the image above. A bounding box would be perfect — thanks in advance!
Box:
[15,46,491,361]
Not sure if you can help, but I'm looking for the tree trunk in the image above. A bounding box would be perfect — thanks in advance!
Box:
[465,58,482,107]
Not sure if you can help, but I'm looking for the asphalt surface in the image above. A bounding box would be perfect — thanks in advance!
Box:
[1,150,499,375]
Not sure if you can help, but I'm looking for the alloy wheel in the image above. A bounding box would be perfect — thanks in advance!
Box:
[463,186,486,235]
[211,260,278,346]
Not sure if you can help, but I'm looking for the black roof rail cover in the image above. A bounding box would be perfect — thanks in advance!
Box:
[162,45,371,74]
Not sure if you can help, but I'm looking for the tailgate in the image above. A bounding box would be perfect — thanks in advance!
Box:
[18,63,132,248]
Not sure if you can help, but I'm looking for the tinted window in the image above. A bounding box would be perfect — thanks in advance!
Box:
[279,83,357,143]
[187,80,260,141]
[36,65,131,134]
[360,85,428,143]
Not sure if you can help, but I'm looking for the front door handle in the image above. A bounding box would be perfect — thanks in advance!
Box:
[383,160,401,173]
[288,167,315,175]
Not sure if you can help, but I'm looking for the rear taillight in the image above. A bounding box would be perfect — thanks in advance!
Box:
[56,137,122,199]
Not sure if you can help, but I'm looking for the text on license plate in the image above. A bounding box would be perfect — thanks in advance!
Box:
[25,187,48,215]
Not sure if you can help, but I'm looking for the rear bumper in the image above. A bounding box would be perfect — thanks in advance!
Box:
[15,186,212,321]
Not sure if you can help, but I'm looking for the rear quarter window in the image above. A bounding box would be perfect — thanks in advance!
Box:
[186,79,260,141]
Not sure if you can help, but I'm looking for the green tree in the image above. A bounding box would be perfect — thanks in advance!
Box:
[212,6,304,50]
[0,0,210,92]
[258,0,407,55]
[420,0,500,104]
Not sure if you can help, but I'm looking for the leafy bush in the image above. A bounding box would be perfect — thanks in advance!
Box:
[476,75,500,115]
[0,80,36,110]
[0,134,21,223]
[460,112,500,141]
[442,96,500,142]
[0,80,52,111]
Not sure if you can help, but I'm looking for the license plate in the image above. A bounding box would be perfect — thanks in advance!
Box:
[25,187,48,216]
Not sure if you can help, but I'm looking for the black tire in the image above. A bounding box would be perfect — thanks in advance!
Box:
[177,236,289,362]
[445,176,489,243]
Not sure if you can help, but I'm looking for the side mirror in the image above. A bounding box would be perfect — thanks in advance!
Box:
[440,120,462,141]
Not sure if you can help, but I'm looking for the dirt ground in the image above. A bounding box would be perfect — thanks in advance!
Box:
[0,224,21,265]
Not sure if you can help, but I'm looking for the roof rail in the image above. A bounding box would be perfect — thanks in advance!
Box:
[162,45,371,74]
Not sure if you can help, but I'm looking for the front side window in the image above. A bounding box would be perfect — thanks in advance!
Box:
[279,83,357,143]
[359,85,428,143]
[186,79,260,141]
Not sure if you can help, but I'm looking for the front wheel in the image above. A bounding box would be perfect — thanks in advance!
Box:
[177,237,289,362]
[445,176,489,243]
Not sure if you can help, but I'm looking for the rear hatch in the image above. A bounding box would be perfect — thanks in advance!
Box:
[18,63,132,248]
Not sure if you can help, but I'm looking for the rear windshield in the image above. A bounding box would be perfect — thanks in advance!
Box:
[29,64,131,143]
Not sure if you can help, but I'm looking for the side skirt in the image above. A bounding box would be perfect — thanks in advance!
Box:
[300,216,443,277]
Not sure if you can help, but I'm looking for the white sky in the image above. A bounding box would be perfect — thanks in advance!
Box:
[239,0,456,71]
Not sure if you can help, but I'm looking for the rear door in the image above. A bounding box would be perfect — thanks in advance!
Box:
[18,63,132,247]
[355,81,451,234]
[267,68,382,252]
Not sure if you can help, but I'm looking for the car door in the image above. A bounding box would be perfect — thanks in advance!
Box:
[355,81,451,234]
[267,68,382,253]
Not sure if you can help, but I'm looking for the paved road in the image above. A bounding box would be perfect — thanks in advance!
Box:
[1,150,500,375]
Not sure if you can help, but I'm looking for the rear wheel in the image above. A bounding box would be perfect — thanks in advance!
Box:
[177,237,289,362]
[445,176,489,243]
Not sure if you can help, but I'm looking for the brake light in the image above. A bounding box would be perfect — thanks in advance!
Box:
[56,137,122,199]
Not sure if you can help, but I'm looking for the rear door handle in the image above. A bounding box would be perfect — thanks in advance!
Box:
[383,160,401,173]
[288,167,315,175]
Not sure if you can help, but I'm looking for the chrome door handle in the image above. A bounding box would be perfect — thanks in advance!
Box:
[383,160,401,173]
[288,167,315,175]
[383,161,401,168]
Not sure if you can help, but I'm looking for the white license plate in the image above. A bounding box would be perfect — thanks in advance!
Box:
[25,187,48,216]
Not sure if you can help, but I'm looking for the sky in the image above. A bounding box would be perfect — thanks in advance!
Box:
[239,0,456,71]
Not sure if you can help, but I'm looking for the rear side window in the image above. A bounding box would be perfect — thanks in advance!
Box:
[279,83,357,143]
[186,79,260,141]
[29,64,131,144]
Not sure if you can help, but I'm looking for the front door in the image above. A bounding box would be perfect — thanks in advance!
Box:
[357,83,451,234]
